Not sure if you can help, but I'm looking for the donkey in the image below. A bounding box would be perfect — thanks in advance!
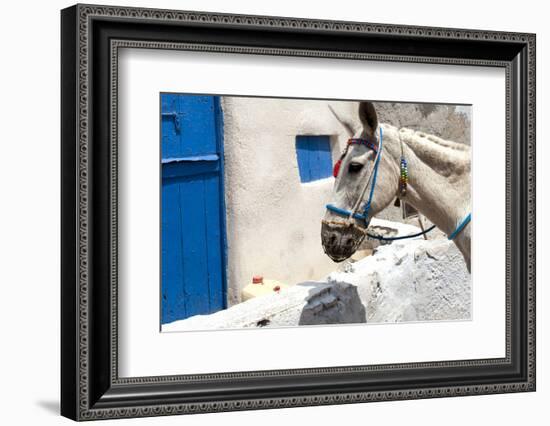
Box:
[321,102,471,270]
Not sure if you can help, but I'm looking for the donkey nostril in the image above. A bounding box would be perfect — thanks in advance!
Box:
[329,235,337,245]
[346,238,355,246]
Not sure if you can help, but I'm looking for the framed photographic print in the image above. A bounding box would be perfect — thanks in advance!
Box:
[61,3,536,421]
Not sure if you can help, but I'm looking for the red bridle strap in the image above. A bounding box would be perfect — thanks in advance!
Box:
[347,138,378,153]
[333,138,378,178]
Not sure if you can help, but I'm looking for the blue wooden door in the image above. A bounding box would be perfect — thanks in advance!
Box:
[161,94,227,324]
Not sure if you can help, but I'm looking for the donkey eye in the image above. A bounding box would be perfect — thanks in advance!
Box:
[348,162,364,173]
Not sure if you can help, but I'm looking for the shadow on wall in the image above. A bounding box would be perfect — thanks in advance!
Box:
[298,281,366,325]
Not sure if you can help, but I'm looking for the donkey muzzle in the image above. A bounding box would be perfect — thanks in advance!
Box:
[321,220,367,262]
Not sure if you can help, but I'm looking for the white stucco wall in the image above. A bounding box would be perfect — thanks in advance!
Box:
[221,98,361,305]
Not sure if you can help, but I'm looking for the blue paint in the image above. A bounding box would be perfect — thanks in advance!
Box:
[161,94,227,324]
[161,94,218,158]
[162,161,220,179]
[295,135,333,182]
[161,154,220,164]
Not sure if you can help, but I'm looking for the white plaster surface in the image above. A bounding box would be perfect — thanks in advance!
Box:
[163,231,471,332]
[330,238,471,323]
[221,98,363,304]
[162,281,365,331]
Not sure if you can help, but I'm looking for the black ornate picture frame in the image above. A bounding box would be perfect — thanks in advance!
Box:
[61,3,536,421]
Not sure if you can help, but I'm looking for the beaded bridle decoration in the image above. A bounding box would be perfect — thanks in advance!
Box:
[327,128,470,242]
[332,137,379,179]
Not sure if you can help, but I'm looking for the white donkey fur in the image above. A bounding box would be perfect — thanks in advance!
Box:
[325,102,471,270]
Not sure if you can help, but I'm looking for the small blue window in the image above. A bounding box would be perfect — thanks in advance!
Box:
[295,135,333,183]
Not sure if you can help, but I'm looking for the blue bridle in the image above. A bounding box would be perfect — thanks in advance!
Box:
[326,127,384,225]
[325,127,471,241]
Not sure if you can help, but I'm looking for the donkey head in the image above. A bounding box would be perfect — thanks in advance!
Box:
[321,102,399,262]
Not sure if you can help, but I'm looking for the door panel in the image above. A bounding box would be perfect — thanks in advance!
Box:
[161,94,226,324]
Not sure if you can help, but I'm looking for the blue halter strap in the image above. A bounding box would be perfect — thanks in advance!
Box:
[325,127,471,242]
[326,127,384,223]
[447,213,471,240]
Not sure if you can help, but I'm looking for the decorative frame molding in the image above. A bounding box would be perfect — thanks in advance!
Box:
[61,3,536,421]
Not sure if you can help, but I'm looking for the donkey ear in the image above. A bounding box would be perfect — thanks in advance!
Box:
[358,102,378,138]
